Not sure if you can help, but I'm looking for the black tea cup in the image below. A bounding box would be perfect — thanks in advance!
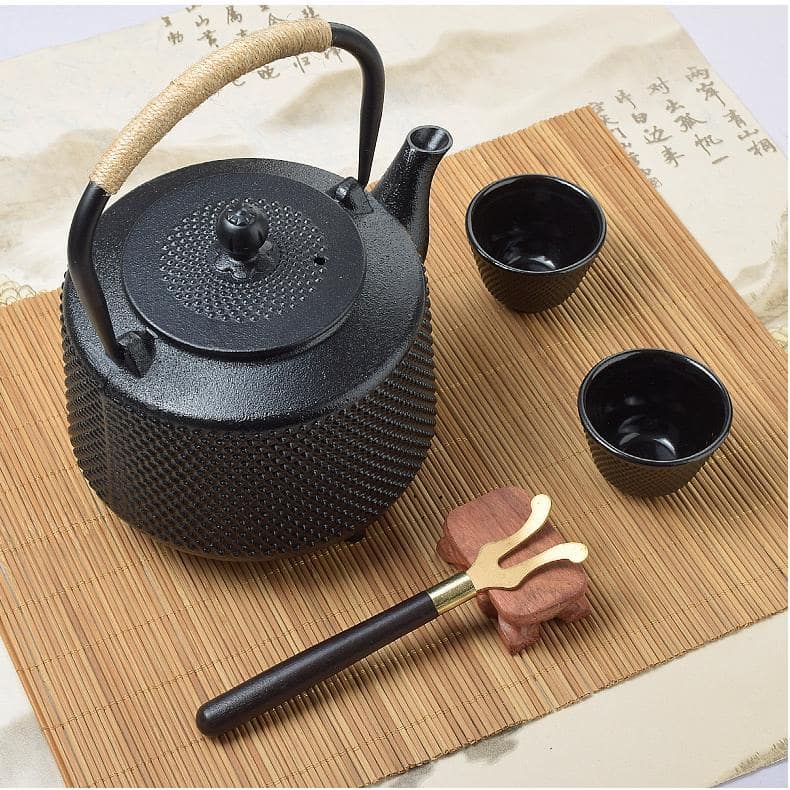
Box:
[466,174,606,313]
[578,349,733,497]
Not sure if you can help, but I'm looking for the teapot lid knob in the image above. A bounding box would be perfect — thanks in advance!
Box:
[216,204,270,261]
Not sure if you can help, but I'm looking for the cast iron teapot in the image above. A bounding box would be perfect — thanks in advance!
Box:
[63,19,452,560]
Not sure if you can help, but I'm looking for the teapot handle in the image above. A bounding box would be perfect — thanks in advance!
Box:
[67,20,384,367]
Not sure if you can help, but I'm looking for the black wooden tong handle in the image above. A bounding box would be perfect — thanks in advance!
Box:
[196,592,438,736]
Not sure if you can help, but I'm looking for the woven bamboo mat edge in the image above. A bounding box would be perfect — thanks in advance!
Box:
[0,107,786,787]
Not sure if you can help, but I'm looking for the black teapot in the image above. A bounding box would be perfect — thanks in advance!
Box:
[63,20,452,560]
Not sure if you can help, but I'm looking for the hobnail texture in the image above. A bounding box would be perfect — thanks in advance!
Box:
[474,253,593,313]
[583,433,708,497]
[159,197,327,324]
[62,307,436,560]
[466,174,606,314]
[578,348,732,499]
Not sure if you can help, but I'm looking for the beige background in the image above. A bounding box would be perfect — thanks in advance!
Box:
[0,6,785,786]
[0,5,786,340]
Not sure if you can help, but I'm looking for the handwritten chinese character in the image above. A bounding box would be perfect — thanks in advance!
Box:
[301,5,319,18]
[257,64,279,79]
[162,15,172,27]
[236,29,248,38]
[590,102,621,128]
[694,133,723,155]
[259,5,270,11]
[697,81,724,105]
[198,29,218,47]
[615,89,636,108]
[712,155,729,165]
[641,167,661,188]
[194,14,209,27]
[723,109,747,129]
[292,55,311,73]
[185,5,199,12]
[632,112,648,124]
[661,145,684,167]
[738,127,759,141]
[322,46,343,62]
[665,98,685,114]
[167,30,183,45]
[268,12,287,25]
[226,5,242,23]
[748,138,777,156]
[686,66,710,82]
[647,76,669,95]
[674,112,705,132]
[643,125,671,144]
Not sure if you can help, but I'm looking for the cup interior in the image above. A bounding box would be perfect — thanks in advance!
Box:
[467,175,605,273]
[579,350,732,464]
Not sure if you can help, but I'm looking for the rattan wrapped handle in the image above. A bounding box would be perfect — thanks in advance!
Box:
[68,21,384,366]
[90,19,332,195]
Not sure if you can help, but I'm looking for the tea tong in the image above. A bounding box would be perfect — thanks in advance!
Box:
[196,494,587,736]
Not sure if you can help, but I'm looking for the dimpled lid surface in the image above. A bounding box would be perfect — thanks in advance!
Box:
[121,170,366,357]
[63,158,427,428]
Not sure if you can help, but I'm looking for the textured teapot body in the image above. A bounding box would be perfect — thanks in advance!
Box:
[62,21,450,559]
[62,156,441,559]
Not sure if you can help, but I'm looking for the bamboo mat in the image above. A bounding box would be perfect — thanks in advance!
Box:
[0,107,786,787]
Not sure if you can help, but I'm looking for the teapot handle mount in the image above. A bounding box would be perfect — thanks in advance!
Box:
[67,20,384,369]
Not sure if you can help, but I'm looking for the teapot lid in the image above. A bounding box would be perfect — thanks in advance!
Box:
[121,168,366,358]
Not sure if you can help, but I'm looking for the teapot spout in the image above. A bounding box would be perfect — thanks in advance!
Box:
[371,126,452,261]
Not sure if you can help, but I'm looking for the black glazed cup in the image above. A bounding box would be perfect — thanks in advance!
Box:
[578,349,733,497]
[466,174,606,313]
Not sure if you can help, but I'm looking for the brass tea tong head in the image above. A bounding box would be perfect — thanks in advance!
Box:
[196,494,587,736]
[427,493,587,612]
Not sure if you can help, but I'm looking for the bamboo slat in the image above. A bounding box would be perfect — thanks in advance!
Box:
[0,107,786,787]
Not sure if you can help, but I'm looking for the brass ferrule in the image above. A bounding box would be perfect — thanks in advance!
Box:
[427,572,476,614]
